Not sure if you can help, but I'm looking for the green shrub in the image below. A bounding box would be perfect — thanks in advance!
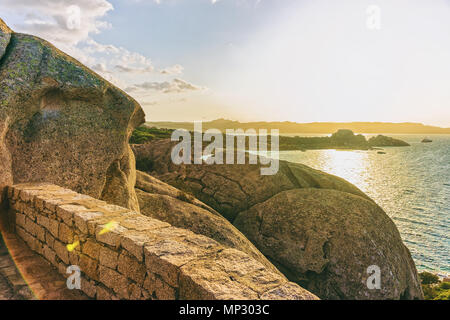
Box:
[130,126,174,144]
[419,272,450,300]
[419,272,440,285]
[440,282,450,290]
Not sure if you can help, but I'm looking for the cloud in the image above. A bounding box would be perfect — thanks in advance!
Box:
[115,65,155,74]
[0,1,156,77]
[83,39,154,68]
[0,0,113,46]
[142,101,158,106]
[160,64,184,75]
[91,63,108,72]
[0,0,201,108]
[126,78,206,94]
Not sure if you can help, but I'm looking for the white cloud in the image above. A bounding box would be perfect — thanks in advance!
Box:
[0,0,195,97]
[127,78,206,94]
[1,0,113,46]
[115,65,155,74]
[160,64,184,75]
[92,63,108,72]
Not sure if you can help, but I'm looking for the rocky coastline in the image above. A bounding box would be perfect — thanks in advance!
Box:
[0,18,424,300]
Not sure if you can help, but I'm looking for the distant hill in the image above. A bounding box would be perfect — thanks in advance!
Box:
[145,119,450,134]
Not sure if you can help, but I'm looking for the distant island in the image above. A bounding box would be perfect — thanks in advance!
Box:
[131,127,410,151]
[278,129,410,151]
[145,119,450,134]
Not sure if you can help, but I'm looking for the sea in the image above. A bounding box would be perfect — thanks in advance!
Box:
[264,134,449,275]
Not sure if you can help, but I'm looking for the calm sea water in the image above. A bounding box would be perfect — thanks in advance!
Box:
[266,134,450,274]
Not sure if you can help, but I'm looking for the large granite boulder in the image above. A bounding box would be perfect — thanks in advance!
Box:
[0,18,145,210]
[234,189,423,300]
[135,170,284,276]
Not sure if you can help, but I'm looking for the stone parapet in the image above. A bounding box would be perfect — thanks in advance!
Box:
[4,183,317,300]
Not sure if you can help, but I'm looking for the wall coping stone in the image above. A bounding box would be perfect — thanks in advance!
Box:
[5,183,318,300]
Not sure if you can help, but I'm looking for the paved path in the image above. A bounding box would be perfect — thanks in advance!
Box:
[0,272,14,300]
[0,230,88,300]
[0,233,28,300]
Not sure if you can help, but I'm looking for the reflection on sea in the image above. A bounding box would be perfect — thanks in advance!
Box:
[261,134,450,273]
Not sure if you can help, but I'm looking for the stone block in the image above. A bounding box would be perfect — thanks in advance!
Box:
[54,240,69,265]
[37,214,50,230]
[15,212,26,228]
[82,239,101,260]
[128,283,142,300]
[99,246,118,269]
[42,245,57,266]
[120,231,156,262]
[98,266,128,297]
[117,252,146,285]
[80,277,97,298]
[143,273,176,300]
[48,218,59,238]
[74,211,104,234]
[45,231,55,249]
[144,238,212,288]
[95,223,127,249]
[58,223,74,244]
[96,285,114,300]
[56,205,81,225]
[79,254,99,281]
[23,206,36,220]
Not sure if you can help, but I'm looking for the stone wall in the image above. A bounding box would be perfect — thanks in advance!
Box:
[2,183,317,300]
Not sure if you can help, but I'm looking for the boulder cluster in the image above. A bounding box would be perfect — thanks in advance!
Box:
[0,18,423,300]
[132,141,423,299]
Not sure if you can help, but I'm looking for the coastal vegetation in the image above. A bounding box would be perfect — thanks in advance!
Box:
[130,126,410,151]
[145,119,450,134]
[419,272,450,300]
[130,126,174,144]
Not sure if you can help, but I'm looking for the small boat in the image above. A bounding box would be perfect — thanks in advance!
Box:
[421,138,433,143]
[377,151,386,155]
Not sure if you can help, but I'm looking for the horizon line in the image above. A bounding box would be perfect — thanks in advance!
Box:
[145,119,450,129]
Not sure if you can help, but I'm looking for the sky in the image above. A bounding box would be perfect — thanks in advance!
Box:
[1,0,450,126]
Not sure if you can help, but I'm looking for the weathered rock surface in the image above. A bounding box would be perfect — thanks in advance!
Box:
[135,170,216,213]
[0,18,11,60]
[132,140,370,221]
[7,183,318,300]
[135,170,283,276]
[0,18,145,210]
[234,189,423,300]
[132,140,423,300]
[368,135,410,147]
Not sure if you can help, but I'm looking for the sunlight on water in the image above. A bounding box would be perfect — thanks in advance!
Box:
[310,150,371,192]
[265,135,450,274]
